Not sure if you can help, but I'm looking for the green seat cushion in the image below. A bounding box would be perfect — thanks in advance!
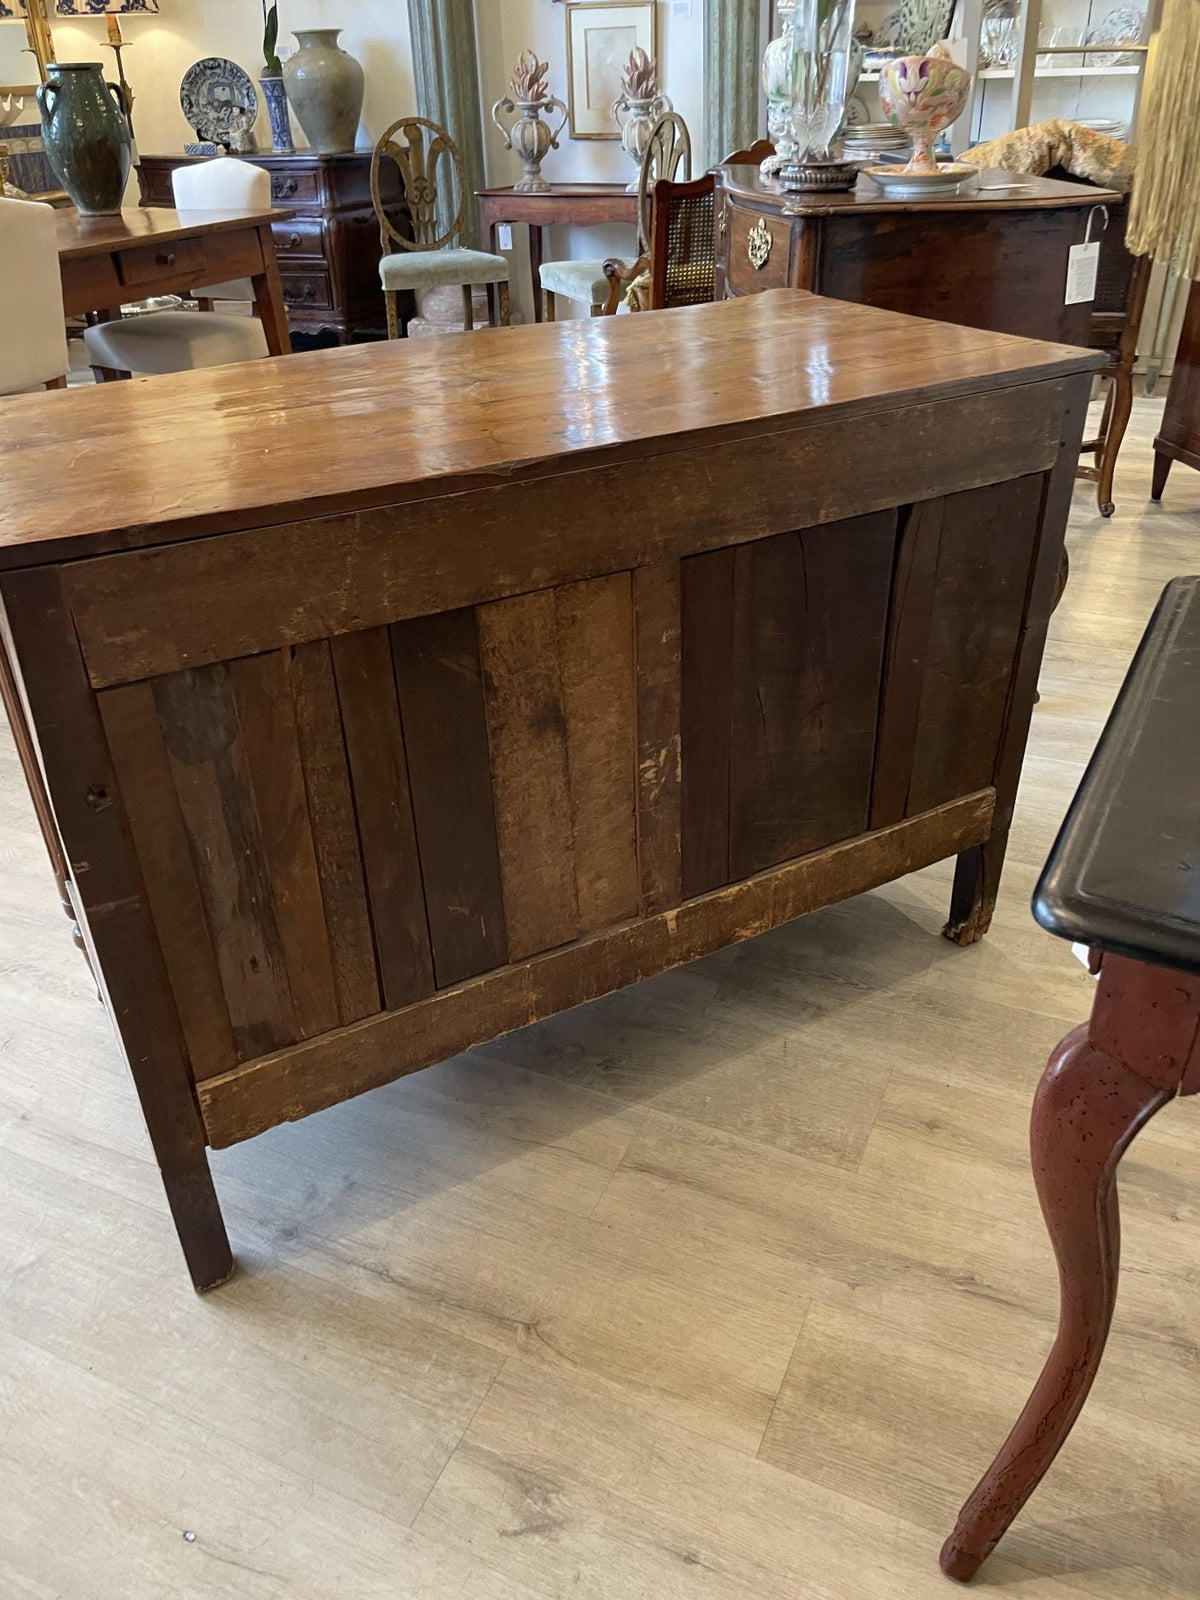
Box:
[379,248,510,292]
[539,258,610,305]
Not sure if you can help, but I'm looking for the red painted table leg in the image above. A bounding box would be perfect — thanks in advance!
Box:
[941,955,1200,1581]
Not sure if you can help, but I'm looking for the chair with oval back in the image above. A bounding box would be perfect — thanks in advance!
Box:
[539,111,692,321]
[371,116,511,337]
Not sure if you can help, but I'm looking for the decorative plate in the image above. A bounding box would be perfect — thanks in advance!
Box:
[180,58,258,146]
[860,162,976,198]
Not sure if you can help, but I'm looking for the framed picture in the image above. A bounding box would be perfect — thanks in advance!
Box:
[566,1,656,139]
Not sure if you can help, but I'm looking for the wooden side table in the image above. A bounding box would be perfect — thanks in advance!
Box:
[477,183,637,323]
[942,575,1200,1581]
[1151,279,1200,502]
[137,152,405,344]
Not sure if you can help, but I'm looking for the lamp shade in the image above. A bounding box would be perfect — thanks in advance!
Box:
[54,2,160,13]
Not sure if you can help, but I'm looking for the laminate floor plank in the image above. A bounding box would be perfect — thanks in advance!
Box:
[2,400,1199,1598]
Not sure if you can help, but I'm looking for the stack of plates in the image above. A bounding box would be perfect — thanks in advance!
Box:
[1076,116,1126,139]
[860,162,978,198]
[843,122,910,161]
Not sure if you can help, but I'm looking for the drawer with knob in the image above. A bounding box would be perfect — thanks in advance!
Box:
[119,236,207,290]
[272,217,326,261]
[280,269,334,312]
[270,170,321,205]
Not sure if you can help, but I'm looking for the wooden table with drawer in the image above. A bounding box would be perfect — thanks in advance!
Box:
[56,206,292,357]
[137,152,406,344]
[716,165,1121,345]
[0,291,1100,1291]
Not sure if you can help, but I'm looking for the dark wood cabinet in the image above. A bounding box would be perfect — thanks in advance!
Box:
[715,165,1120,346]
[1152,279,1200,501]
[136,152,405,343]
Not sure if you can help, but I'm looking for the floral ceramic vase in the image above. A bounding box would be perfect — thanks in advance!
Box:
[878,46,971,171]
[282,29,364,154]
[36,61,130,216]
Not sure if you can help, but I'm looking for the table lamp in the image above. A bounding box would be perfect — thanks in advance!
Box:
[55,0,159,137]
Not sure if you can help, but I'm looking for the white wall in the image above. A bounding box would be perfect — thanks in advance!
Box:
[52,0,414,157]
[474,0,705,316]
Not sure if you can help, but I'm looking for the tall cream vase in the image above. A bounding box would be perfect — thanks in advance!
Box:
[283,28,365,154]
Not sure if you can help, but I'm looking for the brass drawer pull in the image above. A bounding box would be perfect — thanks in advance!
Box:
[287,230,303,249]
[747,218,771,270]
[273,176,299,199]
[285,281,318,303]
[157,251,177,267]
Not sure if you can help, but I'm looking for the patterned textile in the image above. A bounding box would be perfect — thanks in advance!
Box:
[959,119,1136,192]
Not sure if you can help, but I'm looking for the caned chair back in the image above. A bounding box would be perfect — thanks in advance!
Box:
[171,155,271,212]
[649,173,716,310]
[637,111,692,255]
[371,115,467,253]
[0,195,68,393]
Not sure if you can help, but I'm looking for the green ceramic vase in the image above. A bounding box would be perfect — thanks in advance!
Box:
[37,62,131,216]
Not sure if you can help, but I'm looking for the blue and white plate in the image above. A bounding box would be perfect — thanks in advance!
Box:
[180,58,258,146]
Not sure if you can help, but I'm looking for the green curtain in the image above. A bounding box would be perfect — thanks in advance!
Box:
[406,0,485,245]
[705,0,763,166]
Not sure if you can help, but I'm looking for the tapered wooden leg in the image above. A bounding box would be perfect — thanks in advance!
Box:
[384,289,399,341]
[1097,368,1133,518]
[1151,447,1172,501]
[498,280,511,327]
[943,836,1005,945]
[461,284,475,332]
[940,1025,1172,1581]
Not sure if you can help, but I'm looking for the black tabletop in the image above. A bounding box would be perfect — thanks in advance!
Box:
[1034,576,1200,975]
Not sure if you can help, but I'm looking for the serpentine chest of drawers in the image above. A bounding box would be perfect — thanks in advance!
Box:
[137,152,405,343]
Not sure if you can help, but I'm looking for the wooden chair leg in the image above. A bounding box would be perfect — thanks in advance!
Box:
[91,365,131,383]
[461,283,475,332]
[1096,368,1134,519]
[384,289,400,341]
[44,375,68,391]
[1151,446,1173,502]
[497,281,511,327]
[941,982,1179,1581]
[545,290,557,323]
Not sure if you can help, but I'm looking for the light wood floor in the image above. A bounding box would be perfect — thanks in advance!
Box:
[2,399,1199,1599]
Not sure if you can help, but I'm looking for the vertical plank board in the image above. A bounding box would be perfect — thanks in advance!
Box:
[680,548,735,899]
[634,562,683,916]
[869,497,945,830]
[729,512,897,880]
[556,574,640,933]
[478,590,579,960]
[331,627,434,1010]
[228,650,340,1041]
[154,664,299,1060]
[391,608,508,988]
[287,639,381,1025]
[97,681,238,1082]
[907,475,1045,815]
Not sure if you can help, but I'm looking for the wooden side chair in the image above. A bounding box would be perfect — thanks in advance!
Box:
[603,172,716,315]
[0,194,68,393]
[1071,193,1151,518]
[371,116,510,337]
[540,111,692,321]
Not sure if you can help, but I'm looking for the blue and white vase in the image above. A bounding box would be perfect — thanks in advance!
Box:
[259,74,294,154]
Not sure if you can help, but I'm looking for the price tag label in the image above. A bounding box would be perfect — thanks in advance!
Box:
[1065,240,1100,305]
[498,223,513,251]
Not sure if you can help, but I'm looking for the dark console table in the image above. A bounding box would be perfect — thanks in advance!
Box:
[137,152,404,344]
[1152,279,1200,502]
[715,165,1120,346]
[942,575,1200,1581]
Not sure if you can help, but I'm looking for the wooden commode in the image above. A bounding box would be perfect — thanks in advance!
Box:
[0,292,1100,1289]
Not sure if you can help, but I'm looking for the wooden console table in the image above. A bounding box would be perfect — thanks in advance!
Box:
[942,575,1200,1581]
[137,152,405,343]
[477,182,637,323]
[1151,278,1200,502]
[0,292,1098,1290]
[56,206,292,357]
[716,166,1121,345]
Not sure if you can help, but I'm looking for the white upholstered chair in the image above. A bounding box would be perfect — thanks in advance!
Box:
[83,157,272,377]
[0,195,69,393]
[540,113,692,320]
[371,116,510,336]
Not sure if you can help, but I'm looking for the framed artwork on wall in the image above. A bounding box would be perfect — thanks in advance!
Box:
[566,0,656,138]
